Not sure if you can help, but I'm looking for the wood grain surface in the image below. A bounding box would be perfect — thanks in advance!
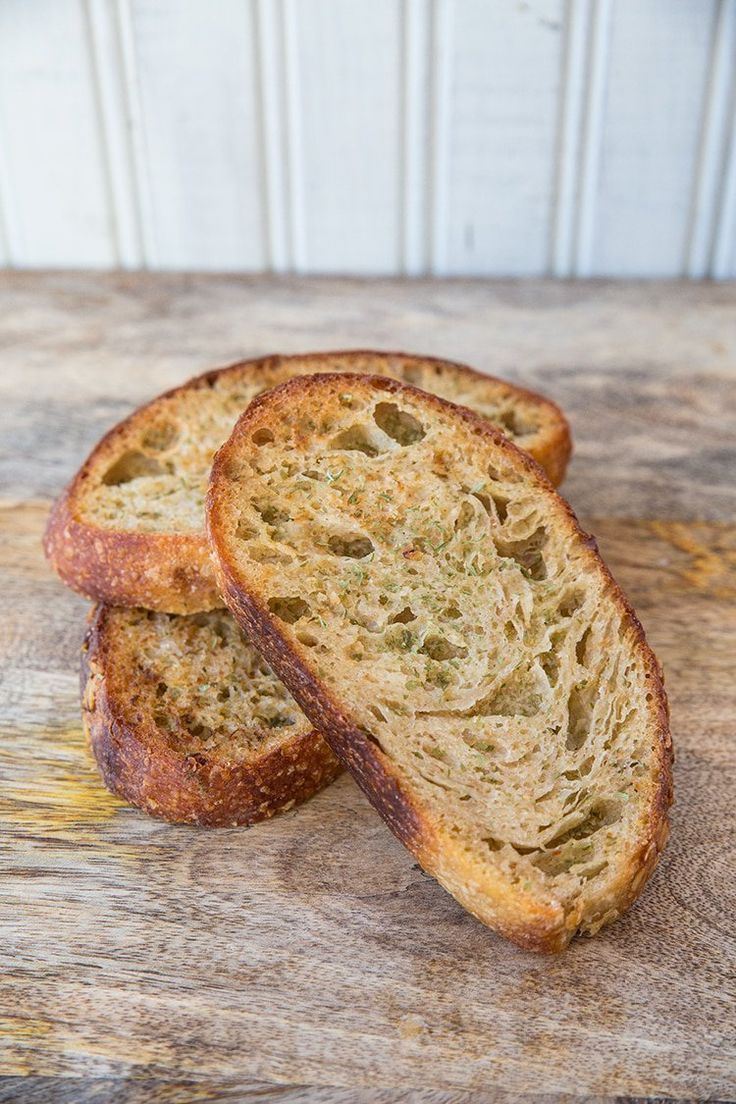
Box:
[1,274,734,1103]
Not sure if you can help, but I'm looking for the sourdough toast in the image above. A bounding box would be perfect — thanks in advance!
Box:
[81,604,340,826]
[206,373,672,951]
[45,351,571,613]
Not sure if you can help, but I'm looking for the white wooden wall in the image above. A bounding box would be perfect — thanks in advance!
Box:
[0,0,734,277]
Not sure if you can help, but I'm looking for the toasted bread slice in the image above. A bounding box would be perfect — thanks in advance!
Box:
[45,351,571,614]
[81,604,340,826]
[206,374,672,951]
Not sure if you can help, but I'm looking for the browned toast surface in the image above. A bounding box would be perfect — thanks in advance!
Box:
[81,604,340,826]
[206,373,671,951]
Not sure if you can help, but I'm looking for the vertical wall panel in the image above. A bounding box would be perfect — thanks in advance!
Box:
[402,0,432,275]
[591,0,717,277]
[0,0,113,267]
[129,0,266,270]
[551,0,593,278]
[686,0,736,278]
[86,0,145,268]
[442,0,565,276]
[712,100,736,279]
[289,0,403,274]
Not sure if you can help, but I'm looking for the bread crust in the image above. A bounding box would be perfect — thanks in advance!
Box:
[44,351,571,613]
[47,492,220,614]
[206,373,672,952]
[81,605,341,827]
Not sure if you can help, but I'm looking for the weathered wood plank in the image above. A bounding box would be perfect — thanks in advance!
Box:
[0,1077,702,1104]
[0,276,734,1100]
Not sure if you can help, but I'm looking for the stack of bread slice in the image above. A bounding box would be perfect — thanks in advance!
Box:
[46,350,671,951]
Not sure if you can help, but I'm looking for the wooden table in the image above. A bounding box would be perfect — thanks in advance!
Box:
[1,274,734,1104]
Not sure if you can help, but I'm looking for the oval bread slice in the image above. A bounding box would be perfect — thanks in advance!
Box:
[45,351,571,614]
[206,374,672,951]
[81,604,340,826]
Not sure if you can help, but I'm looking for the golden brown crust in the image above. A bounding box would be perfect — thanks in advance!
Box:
[44,350,571,613]
[81,605,341,827]
[207,373,672,952]
[46,492,220,614]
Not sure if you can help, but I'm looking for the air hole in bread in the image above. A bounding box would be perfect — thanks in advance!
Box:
[559,589,585,617]
[296,630,318,647]
[539,649,559,687]
[485,837,504,852]
[440,605,462,621]
[566,684,593,750]
[235,518,258,540]
[508,842,540,857]
[580,860,609,881]
[266,714,296,728]
[252,428,275,445]
[254,501,290,526]
[369,704,388,723]
[420,635,468,661]
[389,606,416,624]
[491,494,509,522]
[189,722,212,739]
[545,800,622,852]
[497,527,548,581]
[471,492,492,517]
[562,755,595,781]
[141,422,180,452]
[249,544,294,565]
[373,402,426,446]
[102,450,167,485]
[575,627,592,665]
[358,725,384,752]
[327,534,374,559]
[532,849,583,877]
[495,408,534,437]
[330,424,385,456]
[487,459,522,485]
[268,596,309,623]
[455,500,476,530]
[155,682,167,698]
